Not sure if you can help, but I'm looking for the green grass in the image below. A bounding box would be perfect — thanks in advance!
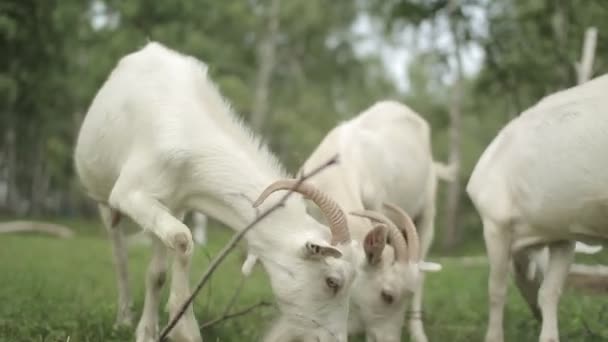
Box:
[1,219,608,341]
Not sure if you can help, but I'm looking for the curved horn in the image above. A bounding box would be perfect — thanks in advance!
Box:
[383,203,420,263]
[253,179,350,245]
[350,210,408,263]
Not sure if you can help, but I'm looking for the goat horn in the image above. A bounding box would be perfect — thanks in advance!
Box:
[253,179,351,245]
[382,203,420,263]
[349,210,408,263]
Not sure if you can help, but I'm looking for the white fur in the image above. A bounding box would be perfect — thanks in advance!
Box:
[467,73,608,342]
[74,42,356,342]
[298,101,445,342]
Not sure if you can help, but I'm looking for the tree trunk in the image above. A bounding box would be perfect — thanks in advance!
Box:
[576,27,597,85]
[70,110,86,216]
[250,0,281,133]
[442,1,464,250]
[29,137,49,217]
[5,128,19,213]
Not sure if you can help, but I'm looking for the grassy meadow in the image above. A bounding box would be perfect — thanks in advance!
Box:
[1,219,608,341]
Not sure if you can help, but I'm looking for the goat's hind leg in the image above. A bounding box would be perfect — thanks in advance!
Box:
[483,218,513,342]
[99,203,134,328]
[537,241,574,342]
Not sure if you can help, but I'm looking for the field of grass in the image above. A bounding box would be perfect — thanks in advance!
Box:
[1,219,608,341]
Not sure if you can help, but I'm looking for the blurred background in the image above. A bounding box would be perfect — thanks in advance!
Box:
[2,1,608,341]
[3,0,608,252]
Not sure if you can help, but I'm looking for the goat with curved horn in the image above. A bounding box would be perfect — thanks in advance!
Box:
[292,100,446,342]
[383,202,421,264]
[349,210,408,263]
[254,179,351,245]
[74,42,358,342]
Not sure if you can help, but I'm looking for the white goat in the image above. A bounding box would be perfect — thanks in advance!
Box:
[299,101,447,342]
[74,42,358,342]
[467,73,608,342]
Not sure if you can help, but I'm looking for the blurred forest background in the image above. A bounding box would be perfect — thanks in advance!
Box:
[2,0,608,253]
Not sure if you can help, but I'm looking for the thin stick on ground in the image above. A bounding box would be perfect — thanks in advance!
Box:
[200,300,274,329]
[158,154,339,342]
[0,221,74,239]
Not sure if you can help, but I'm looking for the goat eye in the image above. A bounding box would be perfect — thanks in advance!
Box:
[381,290,394,304]
[325,277,341,292]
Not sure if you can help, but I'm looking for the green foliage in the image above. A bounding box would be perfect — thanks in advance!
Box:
[477,0,608,114]
[1,0,397,215]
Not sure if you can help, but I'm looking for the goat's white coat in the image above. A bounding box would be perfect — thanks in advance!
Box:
[467,73,608,342]
[299,101,445,342]
[74,42,356,342]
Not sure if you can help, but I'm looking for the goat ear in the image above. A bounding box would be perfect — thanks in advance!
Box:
[419,261,442,272]
[303,241,342,259]
[363,224,387,265]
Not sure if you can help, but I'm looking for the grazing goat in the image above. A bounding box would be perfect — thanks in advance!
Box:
[299,101,447,342]
[74,42,357,342]
[467,73,608,342]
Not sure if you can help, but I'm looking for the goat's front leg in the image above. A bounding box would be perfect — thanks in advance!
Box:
[109,184,198,341]
[407,206,436,342]
[538,241,574,342]
[408,274,428,342]
[483,218,512,342]
[109,188,194,255]
[136,236,168,342]
[99,203,134,328]
[166,248,201,342]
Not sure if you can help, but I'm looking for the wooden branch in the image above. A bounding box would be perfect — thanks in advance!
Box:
[0,221,74,239]
[199,300,274,329]
[447,256,608,277]
[570,264,608,278]
[158,154,339,342]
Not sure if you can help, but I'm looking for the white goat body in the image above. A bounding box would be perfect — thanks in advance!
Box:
[74,42,356,342]
[299,100,445,342]
[467,73,608,342]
